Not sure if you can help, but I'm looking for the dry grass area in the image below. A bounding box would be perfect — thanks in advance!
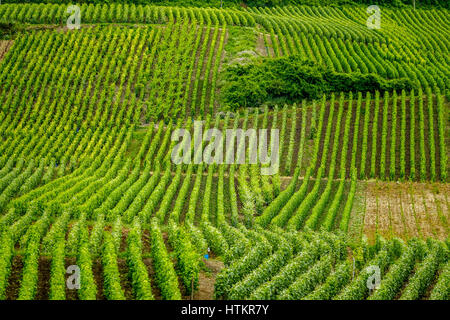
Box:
[0,40,13,60]
[363,181,449,242]
[256,33,268,56]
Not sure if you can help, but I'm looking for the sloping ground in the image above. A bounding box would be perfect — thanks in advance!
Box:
[0,3,448,301]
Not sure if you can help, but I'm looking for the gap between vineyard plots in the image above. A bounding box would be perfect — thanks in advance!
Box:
[360,181,449,243]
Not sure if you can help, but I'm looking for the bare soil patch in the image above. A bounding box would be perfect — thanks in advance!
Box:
[0,40,13,60]
[35,257,51,300]
[363,181,449,242]
[5,255,23,300]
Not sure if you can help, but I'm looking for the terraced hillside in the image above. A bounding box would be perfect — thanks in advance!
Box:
[0,2,448,301]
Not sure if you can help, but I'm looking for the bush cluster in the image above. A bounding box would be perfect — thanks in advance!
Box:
[222,56,416,109]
